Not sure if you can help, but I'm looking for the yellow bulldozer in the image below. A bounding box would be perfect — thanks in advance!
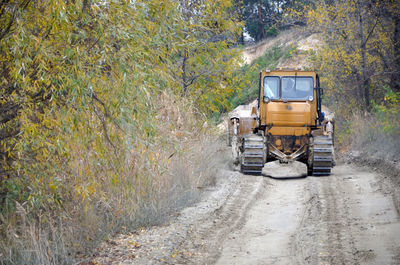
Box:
[229,69,334,176]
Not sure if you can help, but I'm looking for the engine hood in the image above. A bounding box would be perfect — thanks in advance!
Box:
[262,102,312,127]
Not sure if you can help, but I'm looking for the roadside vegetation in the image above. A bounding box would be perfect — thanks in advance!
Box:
[0,0,243,264]
[233,0,400,158]
[301,0,400,157]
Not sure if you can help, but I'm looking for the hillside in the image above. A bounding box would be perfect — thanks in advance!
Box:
[242,28,321,68]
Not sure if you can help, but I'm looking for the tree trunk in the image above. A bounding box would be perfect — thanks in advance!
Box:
[182,50,188,96]
[240,31,245,45]
[392,13,400,92]
[357,1,371,111]
[257,2,266,40]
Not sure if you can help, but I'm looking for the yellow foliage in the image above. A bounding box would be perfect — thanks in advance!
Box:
[0,0,242,263]
[303,0,399,114]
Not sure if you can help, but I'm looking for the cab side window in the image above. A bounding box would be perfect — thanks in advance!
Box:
[263,77,279,99]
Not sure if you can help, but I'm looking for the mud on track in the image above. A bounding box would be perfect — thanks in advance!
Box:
[91,160,400,265]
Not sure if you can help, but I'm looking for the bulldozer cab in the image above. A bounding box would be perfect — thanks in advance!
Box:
[258,69,324,132]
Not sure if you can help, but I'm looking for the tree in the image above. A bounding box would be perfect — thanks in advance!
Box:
[373,0,400,92]
[236,0,312,42]
[0,0,242,185]
[240,0,283,41]
[306,0,400,112]
[174,0,243,113]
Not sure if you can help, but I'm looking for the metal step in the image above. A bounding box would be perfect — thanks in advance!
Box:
[242,162,264,166]
[241,169,263,174]
[313,166,332,171]
[313,172,330,176]
[314,141,333,145]
[315,137,332,141]
[314,147,333,153]
[243,153,264,158]
[313,156,332,162]
[244,137,263,142]
[244,144,264,149]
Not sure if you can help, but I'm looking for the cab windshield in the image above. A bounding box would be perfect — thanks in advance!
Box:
[282,77,314,100]
[263,76,314,100]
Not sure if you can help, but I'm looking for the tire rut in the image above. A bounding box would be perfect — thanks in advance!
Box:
[176,175,269,264]
[294,175,359,264]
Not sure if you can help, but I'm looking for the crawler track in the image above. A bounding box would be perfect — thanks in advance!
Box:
[240,134,265,175]
[310,135,334,176]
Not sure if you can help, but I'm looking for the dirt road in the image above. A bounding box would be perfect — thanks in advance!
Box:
[93,159,400,265]
[213,162,400,265]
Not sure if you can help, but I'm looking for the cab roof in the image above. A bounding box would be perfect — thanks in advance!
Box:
[261,69,317,77]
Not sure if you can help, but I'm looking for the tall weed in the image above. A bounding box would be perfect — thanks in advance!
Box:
[336,91,400,158]
[0,93,222,265]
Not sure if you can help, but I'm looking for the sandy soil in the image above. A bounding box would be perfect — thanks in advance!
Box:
[90,157,400,265]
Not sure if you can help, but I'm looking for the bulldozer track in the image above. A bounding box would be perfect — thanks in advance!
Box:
[241,134,265,175]
[310,135,333,176]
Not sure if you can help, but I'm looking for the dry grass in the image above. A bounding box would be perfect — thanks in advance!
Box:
[338,112,400,159]
[0,93,223,265]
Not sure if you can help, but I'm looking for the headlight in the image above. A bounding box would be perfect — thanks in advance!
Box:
[308,96,314,101]
[263,96,270,103]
